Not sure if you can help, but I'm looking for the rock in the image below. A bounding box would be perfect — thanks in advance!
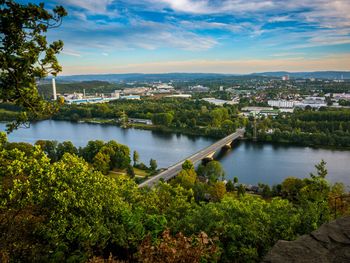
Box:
[262,216,350,263]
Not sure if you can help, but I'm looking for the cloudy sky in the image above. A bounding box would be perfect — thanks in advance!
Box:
[18,0,350,75]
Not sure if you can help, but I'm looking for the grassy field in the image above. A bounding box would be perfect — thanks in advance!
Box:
[109,167,150,179]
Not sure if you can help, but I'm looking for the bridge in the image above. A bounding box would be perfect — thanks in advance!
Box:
[139,128,245,188]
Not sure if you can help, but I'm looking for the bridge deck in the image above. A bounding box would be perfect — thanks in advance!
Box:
[138,128,245,188]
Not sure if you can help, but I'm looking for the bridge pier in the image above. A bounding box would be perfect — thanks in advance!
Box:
[201,151,216,164]
[222,142,233,150]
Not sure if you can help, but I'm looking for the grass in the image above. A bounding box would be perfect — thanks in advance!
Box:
[108,167,150,179]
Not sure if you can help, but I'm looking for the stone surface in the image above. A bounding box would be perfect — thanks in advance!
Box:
[263,216,350,263]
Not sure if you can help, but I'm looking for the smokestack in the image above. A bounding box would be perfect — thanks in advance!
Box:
[52,78,57,100]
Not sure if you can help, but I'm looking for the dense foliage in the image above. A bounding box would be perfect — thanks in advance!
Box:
[253,108,350,148]
[0,0,67,131]
[0,133,346,262]
[53,98,245,138]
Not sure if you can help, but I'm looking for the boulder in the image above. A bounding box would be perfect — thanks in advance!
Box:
[263,216,350,263]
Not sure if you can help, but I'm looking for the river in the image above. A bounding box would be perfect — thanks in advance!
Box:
[1,120,349,187]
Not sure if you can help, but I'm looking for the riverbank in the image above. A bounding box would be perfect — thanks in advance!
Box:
[2,120,349,187]
[60,117,350,151]
[64,117,227,139]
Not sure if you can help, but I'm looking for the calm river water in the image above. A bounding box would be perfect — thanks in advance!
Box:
[1,120,349,187]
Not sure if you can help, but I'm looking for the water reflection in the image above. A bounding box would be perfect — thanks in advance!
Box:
[1,120,349,187]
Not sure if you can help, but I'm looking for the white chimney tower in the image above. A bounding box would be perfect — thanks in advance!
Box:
[52,78,57,100]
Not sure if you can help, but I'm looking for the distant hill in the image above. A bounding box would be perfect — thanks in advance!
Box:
[54,73,233,83]
[51,71,350,83]
[251,71,350,79]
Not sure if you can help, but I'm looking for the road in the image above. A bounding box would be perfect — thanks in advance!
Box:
[138,128,245,188]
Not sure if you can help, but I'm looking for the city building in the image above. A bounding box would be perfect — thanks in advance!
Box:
[282,75,289,81]
[120,95,141,100]
[202,98,239,106]
[268,100,295,108]
[128,118,153,125]
[165,94,192,98]
[189,85,210,92]
[294,96,327,108]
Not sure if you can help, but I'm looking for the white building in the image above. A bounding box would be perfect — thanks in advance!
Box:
[202,98,238,106]
[165,94,192,98]
[294,96,327,108]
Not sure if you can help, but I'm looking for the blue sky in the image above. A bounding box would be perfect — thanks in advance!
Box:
[18,0,350,75]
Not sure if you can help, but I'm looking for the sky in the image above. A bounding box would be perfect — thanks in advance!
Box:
[17,0,350,75]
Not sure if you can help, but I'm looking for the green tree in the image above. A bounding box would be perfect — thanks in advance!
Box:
[127,165,135,179]
[0,0,67,131]
[209,181,226,202]
[182,160,194,170]
[0,141,144,262]
[93,151,110,175]
[172,168,197,190]
[200,161,225,183]
[133,150,139,166]
[56,141,78,160]
[221,119,236,134]
[150,158,157,172]
[226,180,235,192]
[152,113,174,127]
[237,184,246,197]
[81,140,105,163]
[35,140,58,162]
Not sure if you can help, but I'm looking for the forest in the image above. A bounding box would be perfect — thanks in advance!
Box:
[53,98,245,138]
[0,132,347,262]
[254,108,350,148]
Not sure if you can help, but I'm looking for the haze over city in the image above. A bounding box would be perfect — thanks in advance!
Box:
[17,0,350,75]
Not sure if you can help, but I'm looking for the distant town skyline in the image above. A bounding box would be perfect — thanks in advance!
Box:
[18,0,350,75]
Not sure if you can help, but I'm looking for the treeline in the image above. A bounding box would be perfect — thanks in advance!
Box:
[8,139,131,176]
[254,108,350,148]
[54,98,246,137]
[1,133,348,262]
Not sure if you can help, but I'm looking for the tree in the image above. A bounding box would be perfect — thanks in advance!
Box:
[0,141,143,262]
[150,159,157,172]
[226,180,235,192]
[106,141,131,169]
[0,0,67,131]
[127,165,135,179]
[182,160,194,170]
[56,141,78,160]
[237,184,246,197]
[200,161,225,183]
[133,150,139,166]
[310,159,327,179]
[152,113,174,127]
[35,140,58,162]
[81,140,105,163]
[209,182,226,202]
[172,169,197,189]
[221,119,236,134]
[93,151,110,175]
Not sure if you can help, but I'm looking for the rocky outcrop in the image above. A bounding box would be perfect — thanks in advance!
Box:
[263,216,350,263]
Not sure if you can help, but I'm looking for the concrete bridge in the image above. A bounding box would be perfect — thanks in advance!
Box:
[139,128,245,188]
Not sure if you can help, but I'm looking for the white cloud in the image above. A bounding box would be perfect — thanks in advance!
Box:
[56,17,217,52]
[61,49,82,57]
[57,0,116,16]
